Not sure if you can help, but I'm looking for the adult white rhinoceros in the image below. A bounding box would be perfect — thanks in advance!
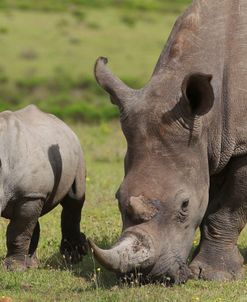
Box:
[90,0,247,284]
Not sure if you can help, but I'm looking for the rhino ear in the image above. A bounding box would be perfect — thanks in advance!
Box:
[181,73,214,116]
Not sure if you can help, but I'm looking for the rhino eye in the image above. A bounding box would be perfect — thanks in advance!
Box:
[181,199,189,212]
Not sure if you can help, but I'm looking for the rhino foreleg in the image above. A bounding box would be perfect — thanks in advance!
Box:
[5,199,43,271]
[190,158,247,281]
[60,194,87,263]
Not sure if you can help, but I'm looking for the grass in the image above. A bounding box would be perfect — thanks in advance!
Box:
[0,121,247,301]
[0,6,183,121]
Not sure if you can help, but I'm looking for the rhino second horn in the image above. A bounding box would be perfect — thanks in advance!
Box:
[88,234,155,273]
[129,196,158,222]
[94,56,137,107]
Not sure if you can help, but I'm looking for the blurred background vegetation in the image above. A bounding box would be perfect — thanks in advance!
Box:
[0,0,191,122]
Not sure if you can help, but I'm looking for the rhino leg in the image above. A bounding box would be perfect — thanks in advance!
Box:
[60,194,87,263]
[26,222,40,268]
[190,158,247,281]
[4,199,43,271]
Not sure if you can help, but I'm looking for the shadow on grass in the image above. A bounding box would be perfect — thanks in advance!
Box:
[43,238,118,290]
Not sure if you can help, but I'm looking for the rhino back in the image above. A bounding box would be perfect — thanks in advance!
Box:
[0,105,82,212]
[151,0,247,173]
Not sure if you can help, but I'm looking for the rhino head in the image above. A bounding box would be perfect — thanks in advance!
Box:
[89,56,214,284]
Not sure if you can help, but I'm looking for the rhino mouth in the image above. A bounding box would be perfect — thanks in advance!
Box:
[146,250,192,285]
[150,263,191,285]
[116,264,191,286]
[116,258,191,286]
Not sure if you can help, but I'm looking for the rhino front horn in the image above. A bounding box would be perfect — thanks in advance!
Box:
[88,232,156,273]
[88,238,122,272]
[94,57,138,107]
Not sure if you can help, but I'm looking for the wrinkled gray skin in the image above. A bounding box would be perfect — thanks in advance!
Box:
[0,105,87,271]
[89,0,247,284]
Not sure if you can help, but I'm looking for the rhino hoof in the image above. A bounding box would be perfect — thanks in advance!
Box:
[189,260,245,281]
[60,232,88,264]
[3,257,27,272]
[26,254,39,269]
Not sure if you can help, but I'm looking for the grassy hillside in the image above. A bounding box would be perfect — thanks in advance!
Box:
[0,4,192,121]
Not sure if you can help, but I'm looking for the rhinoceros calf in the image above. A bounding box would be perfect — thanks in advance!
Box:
[89,0,247,283]
[0,105,87,270]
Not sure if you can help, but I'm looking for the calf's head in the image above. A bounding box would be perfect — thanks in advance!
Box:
[89,57,214,284]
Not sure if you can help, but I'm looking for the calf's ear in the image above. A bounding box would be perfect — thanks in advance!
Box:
[181,73,214,116]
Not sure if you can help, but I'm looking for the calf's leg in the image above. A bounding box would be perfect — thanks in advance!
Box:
[26,221,40,268]
[60,194,87,263]
[5,199,43,271]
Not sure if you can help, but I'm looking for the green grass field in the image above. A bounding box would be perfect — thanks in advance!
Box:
[1,1,247,301]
